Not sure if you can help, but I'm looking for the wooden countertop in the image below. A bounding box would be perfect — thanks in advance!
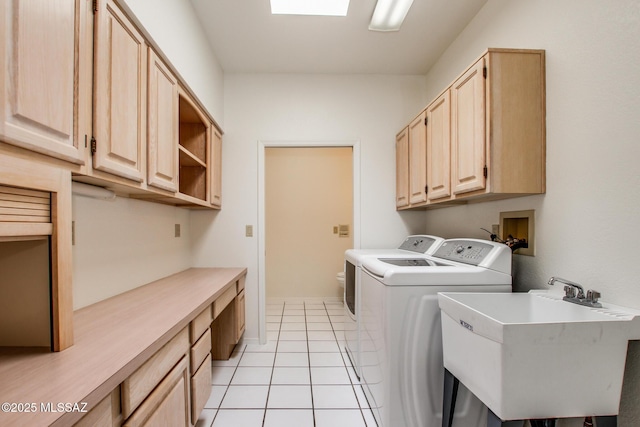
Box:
[0,267,247,427]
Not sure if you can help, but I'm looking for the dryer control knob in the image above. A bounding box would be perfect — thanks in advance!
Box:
[455,245,465,253]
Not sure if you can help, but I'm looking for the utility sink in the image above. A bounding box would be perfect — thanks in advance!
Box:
[437,291,640,421]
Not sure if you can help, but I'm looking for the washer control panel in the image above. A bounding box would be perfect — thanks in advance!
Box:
[398,236,439,253]
[433,240,497,265]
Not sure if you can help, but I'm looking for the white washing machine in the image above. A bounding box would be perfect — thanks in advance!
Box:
[343,235,444,379]
[360,239,512,427]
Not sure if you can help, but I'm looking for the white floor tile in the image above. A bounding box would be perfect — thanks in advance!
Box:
[219,386,269,409]
[239,352,276,367]
[230,367,273,385]
[362,408,377,426]
[245,341,278,353]
[212,409,265,426]
[266,315,282,323]
[271,366,311,384]
[283,309,305,315]
[279,331,307,341]
[314,409,366,427]
[211,367,236,385]
[326,309,344,315]
[284,303,304,309]
[212,351,242,367]
[309,352,345,367]
[277,341,308,352]
[354,385,370,408]
[310,367,351,385]
[263,409,314,427]
[267,385,313,409]
[329,315,344,323]
[267,331,279,341]
[306,315,330,323]
[331,322,346,331]
[304,303,325,310]
[282,315,305,323]
[274,352,309,367]
[312,385,360,408]
[204,385,227,409]
[280,322,306,331]
[195,408,216,427]
[308,340,340,353]
[266,308,283,315]
[307,331,336,341]
[306,323,333,331]
[266,323,281,331]
[305,309,327,315]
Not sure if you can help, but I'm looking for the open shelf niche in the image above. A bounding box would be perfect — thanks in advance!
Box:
[178,94,209,202]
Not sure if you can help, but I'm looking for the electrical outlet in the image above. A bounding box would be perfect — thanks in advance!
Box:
[246,225,253,237]
[491,224,500,235]
[175,224,181,238]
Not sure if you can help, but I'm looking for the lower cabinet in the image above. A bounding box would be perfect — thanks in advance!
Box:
[122,356,190,427]
[74,389,120,427]
[212,278,246,360]
[191,353,212,422]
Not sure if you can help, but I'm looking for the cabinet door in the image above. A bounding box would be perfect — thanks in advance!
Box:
[0,0,86,165]
[236,289,245,341]
[426,91,451,201]
[210,128,222,207]
[451,58,486,195]
[395,128,409,208]
[123,356,190,427]
[408,111,427,205]
[93,0,146,182]
[147,48,178,192]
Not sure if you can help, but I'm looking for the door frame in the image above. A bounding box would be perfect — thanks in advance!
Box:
[257,140,361,344]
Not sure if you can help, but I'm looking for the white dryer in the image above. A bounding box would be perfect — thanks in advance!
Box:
[360,239,512,427]
[343,235,444,379]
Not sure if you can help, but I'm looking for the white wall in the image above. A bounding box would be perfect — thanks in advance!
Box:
[421,0,640,424]
[72,196,192,308]
[190,74,429,339]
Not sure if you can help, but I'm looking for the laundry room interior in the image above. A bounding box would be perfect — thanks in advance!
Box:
[1,0,639,427]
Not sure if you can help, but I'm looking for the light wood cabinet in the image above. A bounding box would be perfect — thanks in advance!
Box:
[451,58,486,195]
[397,48,545,210]
[123,356,190,427]
[74,388,120,427]
[408,111,428,205]
[178,90,209,203]
[236,289,246,340]
[426,91,451,202]
[395,128,409,208]
[93,0,147,183]
[210,128,223,207]
[211,278,246,360]
[0,0,89,165]
[147,48,178,192]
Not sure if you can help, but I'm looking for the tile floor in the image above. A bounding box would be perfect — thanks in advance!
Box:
[196,299,377,427]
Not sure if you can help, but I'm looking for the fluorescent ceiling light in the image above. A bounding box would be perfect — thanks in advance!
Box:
[369,0,414,31]
[270,0,350,16]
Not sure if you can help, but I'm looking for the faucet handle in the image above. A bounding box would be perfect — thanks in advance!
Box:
[564,285,577,298]
[587,290,601,303]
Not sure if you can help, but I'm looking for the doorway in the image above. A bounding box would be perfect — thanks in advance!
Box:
[265,146,353,299]
[258,141,360,343]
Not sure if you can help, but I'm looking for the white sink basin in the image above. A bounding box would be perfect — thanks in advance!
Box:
[437,291,640,420]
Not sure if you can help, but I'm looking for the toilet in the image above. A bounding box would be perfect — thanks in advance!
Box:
[337,271,345,289]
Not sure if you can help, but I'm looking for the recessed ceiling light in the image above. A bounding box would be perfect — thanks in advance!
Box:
[369,0,414,31]
[270,0,350,16]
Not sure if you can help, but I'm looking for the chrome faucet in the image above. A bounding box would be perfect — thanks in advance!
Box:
[547,276,602,308]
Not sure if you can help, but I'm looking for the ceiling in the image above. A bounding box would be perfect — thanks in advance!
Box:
[188,0,488,75]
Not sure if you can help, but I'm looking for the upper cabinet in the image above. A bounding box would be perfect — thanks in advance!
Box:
[178,90,209,203]
[93,0,146,183]
[408,111,428,205]
[397,48,546,210]
[395,127,409,209]
[0,0,90,165]
[210,128,223,208]
[147,48,179,193]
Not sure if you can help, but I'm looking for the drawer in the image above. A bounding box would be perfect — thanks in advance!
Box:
[189,305,212,344]
[236,274,246,293]
[213,285,236,319]
[123,356,190,427]
[74,388,120,427]
[121,327,189,419]
[190,327,211,372]
[190,353,212,423]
